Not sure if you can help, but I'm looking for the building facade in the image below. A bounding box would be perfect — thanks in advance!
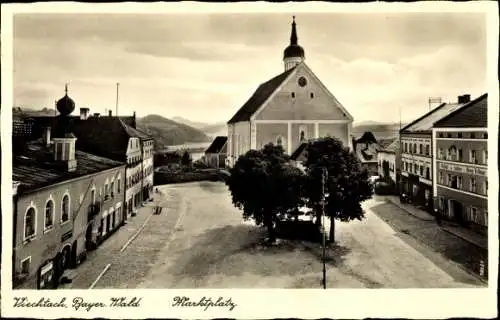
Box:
[377,138,400,185]
[400,94,471,213]
[204,136,228,168]
[12,90,126,289]
[432,93,488,234]
[227,17,353,166]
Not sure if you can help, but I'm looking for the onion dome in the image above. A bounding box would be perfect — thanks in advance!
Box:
[283,16,305,60]
[56,84,75,116]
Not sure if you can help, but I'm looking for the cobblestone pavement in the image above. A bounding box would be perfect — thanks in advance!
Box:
[369,199,487,283]
[62,182,484,289]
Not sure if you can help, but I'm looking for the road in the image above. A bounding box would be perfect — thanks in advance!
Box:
[63,181,483,289]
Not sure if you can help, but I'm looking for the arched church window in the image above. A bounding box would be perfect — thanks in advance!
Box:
[276,136,283,146]
[25,207,36,239]
[300,130,305,142]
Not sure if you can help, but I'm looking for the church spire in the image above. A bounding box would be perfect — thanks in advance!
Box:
[290,15,298,45]
[283,16,305,71]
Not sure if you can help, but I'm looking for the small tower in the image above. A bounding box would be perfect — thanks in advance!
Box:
[53,84,78,172]
[283,16,305,71]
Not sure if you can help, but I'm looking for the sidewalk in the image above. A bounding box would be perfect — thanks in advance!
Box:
[59,191,167,288]
[385,196,435,221]
[384,195,488,251]
[441,223,488,250]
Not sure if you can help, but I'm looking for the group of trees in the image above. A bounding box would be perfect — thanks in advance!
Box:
[226,137,373,244]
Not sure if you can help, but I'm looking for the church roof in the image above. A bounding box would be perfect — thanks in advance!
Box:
[227,67,296,124]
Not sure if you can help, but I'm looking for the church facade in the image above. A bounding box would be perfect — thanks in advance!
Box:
[227,17,353,167]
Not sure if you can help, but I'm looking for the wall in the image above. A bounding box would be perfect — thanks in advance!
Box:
[318,123,349,147]
[254,65,350,121]
[227,121,250,166]
[256,123,288,150]
[377,151,396,182]
[14,165,125,288]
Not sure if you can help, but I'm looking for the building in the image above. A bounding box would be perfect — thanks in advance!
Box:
[399,94,471,213]
[352,132,380,177]
[377,137,400,186]
[432,93,488,234]
[204,136,228,168]
[71,110,154,218]
[12,89,126,289]
[226,17,354,167]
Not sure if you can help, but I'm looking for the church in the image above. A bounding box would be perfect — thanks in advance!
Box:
[226,17,354,167]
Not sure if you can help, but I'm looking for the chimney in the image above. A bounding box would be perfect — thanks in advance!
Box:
[43,126,51,147]
[458,94,471,104]
[80,107,90,120]
[94,113,100,118]
[108,110,112,117]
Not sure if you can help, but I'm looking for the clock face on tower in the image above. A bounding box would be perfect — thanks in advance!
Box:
[298,76,307,87]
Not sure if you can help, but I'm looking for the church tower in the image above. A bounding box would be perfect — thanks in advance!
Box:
[283,16,305,71]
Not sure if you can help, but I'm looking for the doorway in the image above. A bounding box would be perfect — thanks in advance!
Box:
[70,240,78,269]
[450,199,465,225]
[85,223,94,250]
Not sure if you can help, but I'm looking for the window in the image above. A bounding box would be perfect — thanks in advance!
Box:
[458,149,463,162]
[61,195,70,223]
[447,174,452,186]
[291,92,295,98]
[439,133,444,138]
[483,180,488,195]
[299,127,306,142]
[276,136,283,146]
[25,207,36,239]
[419,166,423,176]
[483,132,488,139]
[470,150,477,163]
[470,178,477,193]
[419,144,422,154]
[470,133,476,139]
[91,189,95,204]
[457,176,463,189]
[412,144,416,154]
[45,200,54,230]
[111,181,115,197]
[104,183,109,197]
[117,178,121,193]
[438,197,445,211]
[439,172,444,184]
[447,133,452,138]
[438,148,443,159]
[450,175,458,188]
[483,150,487,164]
[425,167,430,179]
[21,257,31,275]
[469,207,478,222]
[448,146,457,161]
[457,132,462,138]
[310,92,314,99]
[404,143,408,153]
[425,145,430,156]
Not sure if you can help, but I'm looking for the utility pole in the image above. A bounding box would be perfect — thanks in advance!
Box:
[116,82,120,116]
[321,167,328,289]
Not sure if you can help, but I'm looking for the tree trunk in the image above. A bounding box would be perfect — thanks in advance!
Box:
[315,204,322,227]
[264,214,276,244]
[329,217,335,243]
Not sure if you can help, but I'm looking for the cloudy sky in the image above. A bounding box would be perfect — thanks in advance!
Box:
[13,12,487,124]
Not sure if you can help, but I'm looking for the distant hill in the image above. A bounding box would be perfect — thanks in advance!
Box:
[172,116,227,138]
[13,107,58,117]
[136,115,211,149]
[352,121,406,140]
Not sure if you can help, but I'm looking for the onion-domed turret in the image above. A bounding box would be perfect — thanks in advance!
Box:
[56,84,75,116]
[283,16,305,71]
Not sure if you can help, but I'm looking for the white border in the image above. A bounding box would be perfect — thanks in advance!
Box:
[1,2,499,319]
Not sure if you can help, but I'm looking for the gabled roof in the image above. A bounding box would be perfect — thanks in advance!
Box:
[290,142,308,161]
[205,136,228,154]
[120,120,152,140]
[227,67,296,124]
[13,139,124,194]
[379,138,400,154]
[433,93,488,128]
[401,101,468,133]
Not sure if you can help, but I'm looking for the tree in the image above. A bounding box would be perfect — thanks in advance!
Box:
[181,151,192,167]
[226,143,305,243]
[303,137,373,243]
